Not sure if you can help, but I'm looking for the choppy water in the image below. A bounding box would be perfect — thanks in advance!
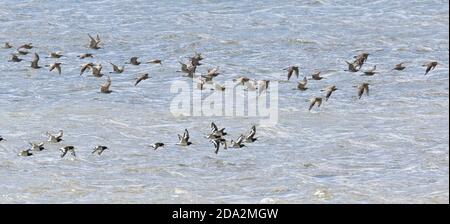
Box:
[0,0,449,203]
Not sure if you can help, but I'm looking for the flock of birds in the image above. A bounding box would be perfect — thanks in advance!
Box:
[0,34,440,158]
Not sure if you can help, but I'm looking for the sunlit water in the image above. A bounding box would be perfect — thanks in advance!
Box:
[0,0,448,203]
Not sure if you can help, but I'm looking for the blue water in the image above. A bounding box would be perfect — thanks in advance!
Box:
[0,0,448,203]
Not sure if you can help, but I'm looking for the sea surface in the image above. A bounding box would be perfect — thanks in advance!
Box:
[0,0,448,203]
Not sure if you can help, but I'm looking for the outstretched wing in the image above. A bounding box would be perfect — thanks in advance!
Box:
[211,122,218,133]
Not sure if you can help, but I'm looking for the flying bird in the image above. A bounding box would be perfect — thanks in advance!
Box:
[321,85,338,101]
[88,34,101,49]
[177,129,192,146]
[60,146,76,158]
[80,63,94,76]
[309,97,323,111]
[46,130,63,143]
[423,61,438,75]
[100,76,112,93]
[47,62,62,75]
[30,53,41,69]
[356,83,370,99]
[310,71,324,80]
[127,57,141,65]
[393,62,406,71]
[92,145,108,155]
[77,53,93,59]
[296,77,308,91]
[29,142,45,151]
[109,62,124,73]
[150,143,165,150]
[284,66,299,81]
[18,149,33,157]
[135,73,149,86]
[244,125,257,143]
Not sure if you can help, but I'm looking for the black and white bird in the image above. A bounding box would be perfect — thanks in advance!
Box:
[60,146,76,158]
[29,142,45,151]
[46,130,64,143]
[92,145,108,155]
[150,142,165,150]
[177,129,192,146]
[231,135,246,148]
[244,125,258,143]
[18,149,33,157]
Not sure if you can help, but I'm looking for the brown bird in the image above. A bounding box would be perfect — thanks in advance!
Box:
[91,64,104,77]
[47,62,62,74]
[178,61,196,77]
[147,59,162,64]
[30,53,41,69]
[135,73,149,86]
[284,66,299,81]
[201,67,220,82]
[311,71,324,80]
[80,63,94,76]
[109,62,124,73]
[189,52,204,66]
[393,62,406,71]
[296,77,308,91]
[47,51,63,58]
[2,42,13,49]
[233,76,251,86]
[353,53,369,68]
[77,53,93,59]
[362,65,377,76]
[8,54,22,62]
[100,76,112,93]
[18,43,33,49]
[88,34,101,49]
[206,67,220,77]
[127,57,141,65]
[356,83,370,99]
[321,85,338,101]
[423,61,438,75]
[345,61,359,72]
[309,97,323,111]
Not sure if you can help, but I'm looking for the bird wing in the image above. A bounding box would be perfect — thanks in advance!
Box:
[135,77,143,86]
[309,99,316,111]
[237,135,244,144]
[211,122,218,133]
[56,130,63,139]
[287,68,293,80]
[110,62,119,71]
